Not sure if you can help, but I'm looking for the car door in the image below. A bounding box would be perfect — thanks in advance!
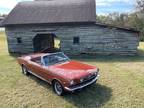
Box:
[29,57,52,83]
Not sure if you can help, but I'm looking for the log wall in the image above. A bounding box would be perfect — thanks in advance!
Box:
[5,24,139,55]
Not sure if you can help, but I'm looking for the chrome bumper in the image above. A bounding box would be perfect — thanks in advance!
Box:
[64,75,100,92]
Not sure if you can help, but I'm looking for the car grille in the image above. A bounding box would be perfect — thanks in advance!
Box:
[69,74,97,88]
[82,74,96,84]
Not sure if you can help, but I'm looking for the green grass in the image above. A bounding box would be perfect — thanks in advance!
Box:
[0,31,144,108]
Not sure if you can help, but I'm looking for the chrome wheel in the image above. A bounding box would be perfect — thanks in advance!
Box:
[54,81,63,96]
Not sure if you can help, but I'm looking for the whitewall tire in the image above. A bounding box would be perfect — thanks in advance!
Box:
[53,81,64,96]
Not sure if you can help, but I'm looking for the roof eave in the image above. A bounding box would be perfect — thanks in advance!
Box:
[95,22,140,33]
[3,21,96,27]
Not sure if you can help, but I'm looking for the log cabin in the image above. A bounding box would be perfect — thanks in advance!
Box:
[1,0,139,55]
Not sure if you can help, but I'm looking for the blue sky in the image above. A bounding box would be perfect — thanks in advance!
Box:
[0,0,136,15]
[96,0,136,15]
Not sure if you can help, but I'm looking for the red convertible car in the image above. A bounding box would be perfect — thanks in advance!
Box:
[17,52,100,95]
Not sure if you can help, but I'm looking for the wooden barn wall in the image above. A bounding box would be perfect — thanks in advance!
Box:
[5,24,139,55]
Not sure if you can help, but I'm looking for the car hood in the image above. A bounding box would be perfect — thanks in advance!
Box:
[48,60,97,79]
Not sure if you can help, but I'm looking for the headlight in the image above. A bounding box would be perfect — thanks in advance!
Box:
[94,68,99,75]
[94,69,99,76]
[80,78,84,83]
[70,80,75,85]
[94,72,97,75]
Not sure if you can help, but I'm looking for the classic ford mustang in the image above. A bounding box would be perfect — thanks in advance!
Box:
[17,52,99,95]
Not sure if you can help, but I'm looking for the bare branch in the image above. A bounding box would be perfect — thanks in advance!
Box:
[136,0,144,11]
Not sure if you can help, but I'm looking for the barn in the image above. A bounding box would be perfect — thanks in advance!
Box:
[1,0,139,55]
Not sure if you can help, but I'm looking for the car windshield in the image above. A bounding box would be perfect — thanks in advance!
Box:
[43,52,70,66]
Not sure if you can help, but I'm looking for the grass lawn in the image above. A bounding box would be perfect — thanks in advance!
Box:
[0,32,144,108]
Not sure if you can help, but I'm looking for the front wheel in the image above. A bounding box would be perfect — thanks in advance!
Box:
[21,65,29,75]
[53,80,64,96]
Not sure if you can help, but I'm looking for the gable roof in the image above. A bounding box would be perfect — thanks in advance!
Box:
[2,0,96,26]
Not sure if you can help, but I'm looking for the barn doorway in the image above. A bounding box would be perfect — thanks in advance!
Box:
[33,34,61,53]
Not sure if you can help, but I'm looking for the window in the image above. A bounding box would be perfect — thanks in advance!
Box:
[31,57,41,65]
[43,52,70,66]
[17,37,22,43]
[73,37,80,44]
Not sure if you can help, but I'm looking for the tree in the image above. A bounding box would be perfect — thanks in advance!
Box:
[96,12,144,41]
[96,12,129,27]
[137,0,144,11]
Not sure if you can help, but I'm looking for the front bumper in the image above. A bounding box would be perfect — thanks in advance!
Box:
[64,74,100,92]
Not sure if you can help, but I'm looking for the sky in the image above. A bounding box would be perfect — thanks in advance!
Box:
[0,0,136,15]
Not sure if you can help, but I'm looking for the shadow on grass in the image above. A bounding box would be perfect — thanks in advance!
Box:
[62,84,112,108]
[28,74,112,108]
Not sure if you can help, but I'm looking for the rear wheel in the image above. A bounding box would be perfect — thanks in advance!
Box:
[53,80,64,96]
[21,65,29,75]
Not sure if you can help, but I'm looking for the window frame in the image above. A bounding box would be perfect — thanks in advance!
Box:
[41,52,70,66]
[31,57,42,65]
[17,37,22,44]
[73,37,80,45]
